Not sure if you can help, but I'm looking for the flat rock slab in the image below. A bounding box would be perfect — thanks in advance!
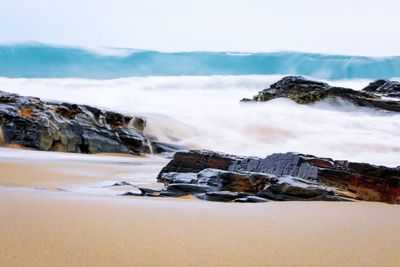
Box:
[256,183,342,201]
[234,196,271,203]
[165,183,215,194]
[196,191,253,202]
[160,172,198,184]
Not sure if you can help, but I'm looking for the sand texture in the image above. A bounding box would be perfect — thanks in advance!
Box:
[0,148,400,266]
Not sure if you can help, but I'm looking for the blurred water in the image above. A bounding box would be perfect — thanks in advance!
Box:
[1,43,400,79]
[1,75,399,166]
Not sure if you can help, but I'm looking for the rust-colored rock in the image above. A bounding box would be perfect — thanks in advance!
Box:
[157,150,400,204]
[0,90,183,155]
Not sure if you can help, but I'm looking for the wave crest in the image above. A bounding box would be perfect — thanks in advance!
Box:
[1,43,400,79]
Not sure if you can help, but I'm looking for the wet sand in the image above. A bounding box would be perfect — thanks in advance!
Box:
[0,147,167,191]
[1,148,400,266]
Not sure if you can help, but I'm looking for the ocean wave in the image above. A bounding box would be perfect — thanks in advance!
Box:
[1,43,400,80]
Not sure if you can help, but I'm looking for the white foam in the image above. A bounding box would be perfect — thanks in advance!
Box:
[1,75,399,167]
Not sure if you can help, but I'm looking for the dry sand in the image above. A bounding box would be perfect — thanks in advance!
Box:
[1,148,400,267]
[1,190,400,267]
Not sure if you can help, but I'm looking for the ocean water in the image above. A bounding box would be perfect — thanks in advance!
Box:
[1,43,400,80]
[1,75,399,167]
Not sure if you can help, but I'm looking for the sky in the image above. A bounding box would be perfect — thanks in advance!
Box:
[1,0,399,56]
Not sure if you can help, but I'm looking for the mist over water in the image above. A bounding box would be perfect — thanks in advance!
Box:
[1,75,399,167]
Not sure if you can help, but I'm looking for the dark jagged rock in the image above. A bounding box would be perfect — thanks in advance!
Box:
[157,150,246,180]
[0,90,182,154]
[256,183,342,201]
[160,172,197,185]
[362,79,400,98]
[159,189,188,197]
[242,76,400,112]
[125,184,214,198]
[196,191,253,202]
[166,184,216,194]
[157,150,400,203]
[138,188,161,196]
[237,153,400,203]
[197,168,277,193]
[265,183,334,198]
[158,169,276,196]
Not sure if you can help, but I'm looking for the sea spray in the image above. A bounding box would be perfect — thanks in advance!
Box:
[1,75,399,166]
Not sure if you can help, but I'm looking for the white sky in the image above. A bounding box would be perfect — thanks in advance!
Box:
[1,0,399,56]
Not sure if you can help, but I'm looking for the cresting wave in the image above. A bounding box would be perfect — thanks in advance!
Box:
[1,43,400,80]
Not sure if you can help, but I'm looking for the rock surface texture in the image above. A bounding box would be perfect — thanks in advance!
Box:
[0,90,180,154]
[242,76,400,112]
[154,150,400,203]
[362,79,400,98]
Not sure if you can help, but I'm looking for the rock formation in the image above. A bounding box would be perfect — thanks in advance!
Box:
[242,76,400,112]
[153,150,400,203]
[362,79,400,98]
[0,90,182,154]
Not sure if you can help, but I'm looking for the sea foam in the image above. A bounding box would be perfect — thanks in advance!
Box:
[1,75,399,167]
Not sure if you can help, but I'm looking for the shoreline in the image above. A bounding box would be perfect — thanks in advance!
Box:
[0,147,167,197]
[1,148,399,266]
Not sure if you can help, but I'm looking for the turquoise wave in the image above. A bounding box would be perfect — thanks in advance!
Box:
[1,43,400,80]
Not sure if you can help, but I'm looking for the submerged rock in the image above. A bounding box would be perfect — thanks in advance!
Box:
[110,181,133,187]
[242,76,400,112]
[157,150,400,204]
[0,90,183,154]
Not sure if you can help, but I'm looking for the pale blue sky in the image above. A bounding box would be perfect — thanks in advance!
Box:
[1,0,399,56]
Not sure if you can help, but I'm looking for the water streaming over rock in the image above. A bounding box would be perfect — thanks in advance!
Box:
[1,75,399,166]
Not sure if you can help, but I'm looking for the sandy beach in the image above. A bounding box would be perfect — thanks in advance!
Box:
[1,189,400,267]
[2,1,400,266]
[0,148,400,267]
